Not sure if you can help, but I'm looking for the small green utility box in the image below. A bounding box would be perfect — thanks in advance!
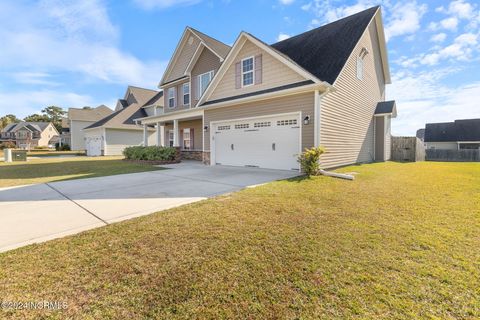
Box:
[12,150,27,161]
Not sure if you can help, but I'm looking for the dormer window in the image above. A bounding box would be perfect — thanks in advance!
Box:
[242,56,254,86]
[168,87,176,108]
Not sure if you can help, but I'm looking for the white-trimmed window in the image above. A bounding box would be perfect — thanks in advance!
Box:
[182,83,190,105]
[198,70,214,97]
[183,128,191,150]
[169,130,174,147]
[242,56,254,86]
[168,87,175,108]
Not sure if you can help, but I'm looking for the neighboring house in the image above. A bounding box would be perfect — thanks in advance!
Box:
[137,6,395,170]
[416,128,425,142]
[0,122,59,149]
[64,105,114,150]
[424,119,480,150]
[60,117,71,146]
[83,86,164,156]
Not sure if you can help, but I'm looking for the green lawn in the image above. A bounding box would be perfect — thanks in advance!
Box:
[0,156,161,187]
[0,162,479,319]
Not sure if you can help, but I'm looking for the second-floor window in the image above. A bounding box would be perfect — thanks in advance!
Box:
[242,57,254,86]
[198,70,214,97]
[168,87,175,108]
[183,83,190,105]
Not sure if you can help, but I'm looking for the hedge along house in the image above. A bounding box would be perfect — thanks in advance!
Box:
[83,86,164,156]
[137,6,396,170]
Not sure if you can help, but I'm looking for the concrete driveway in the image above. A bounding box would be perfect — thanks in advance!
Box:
[0,162,299,252]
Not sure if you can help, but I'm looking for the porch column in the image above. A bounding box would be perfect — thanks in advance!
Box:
[156,122,161,146]
[143,124,148,147]
[160,124,165,147]
[173,119,179,147]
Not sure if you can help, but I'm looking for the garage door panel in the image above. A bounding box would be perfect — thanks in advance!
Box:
[213,114,300,171]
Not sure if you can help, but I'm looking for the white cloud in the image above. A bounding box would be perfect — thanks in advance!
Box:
[276,33,291,41]
[301,1,427,41]
[387,69,480,135]
[0,0,167,87]
[10,72,60,86]
[430,33,447,42]
[446,0,475,19]
[384,2,427,41]
[440,16,459,30]
[279,0,295,5]
[0,90,109,118]
[132,0,201,9]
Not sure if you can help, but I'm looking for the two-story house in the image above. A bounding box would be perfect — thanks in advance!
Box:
[137,6,396,170]
[63,105,114,150]
[0,122,59,149]
[83,86,163,156]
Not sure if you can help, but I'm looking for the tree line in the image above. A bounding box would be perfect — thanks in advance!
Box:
[0,106,66,132]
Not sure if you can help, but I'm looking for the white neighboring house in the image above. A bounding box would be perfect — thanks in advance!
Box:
[63,105,114,150]
[83,86,164,156]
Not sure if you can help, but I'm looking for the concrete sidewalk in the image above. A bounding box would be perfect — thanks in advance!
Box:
[0,162,299,252]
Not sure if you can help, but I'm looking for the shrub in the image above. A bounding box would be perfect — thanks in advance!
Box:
[0,141,16,150]
[34,146,49,150]
[297,147,325,177]
[123,146,177,161]
[55,143,71,151]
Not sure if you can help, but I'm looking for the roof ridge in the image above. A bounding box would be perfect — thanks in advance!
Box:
[271,6,380,46]
[188,27,230,49]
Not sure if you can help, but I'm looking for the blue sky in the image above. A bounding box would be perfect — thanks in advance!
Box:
[0,0,479,135]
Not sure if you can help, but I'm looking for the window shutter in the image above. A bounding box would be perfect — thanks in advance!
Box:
[254,54,262,85]
[235,62,241,89]
[173,87,177,107]
[190,128,194,149]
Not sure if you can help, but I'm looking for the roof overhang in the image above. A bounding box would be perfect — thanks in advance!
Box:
[137,108,204,125]
[200,82,329,110]
[374,100,397,118]
[374,7,391,84]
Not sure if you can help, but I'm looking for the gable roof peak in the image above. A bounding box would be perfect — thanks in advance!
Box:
[271,6,385,85]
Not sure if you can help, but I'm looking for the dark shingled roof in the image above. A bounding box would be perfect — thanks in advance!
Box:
[201,80,314,106]
[424,119,480,142]
[375,100,396,115]
[271,6,379,84]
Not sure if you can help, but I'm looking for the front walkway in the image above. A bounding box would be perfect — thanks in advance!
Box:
[0,162,299,252]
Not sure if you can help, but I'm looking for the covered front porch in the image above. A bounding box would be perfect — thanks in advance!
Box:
[139,109,207,162]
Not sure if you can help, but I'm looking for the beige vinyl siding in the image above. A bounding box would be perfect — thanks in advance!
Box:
[164,79,191,113]
[38,123,58,147]
[104,129,155,156]
[163,119,202,150]
[208,40,306,102]
[204,92,314,151]
[320,19,386,169]
[425,142,458,150]
[71,120,95,150]
[164,33,201,83]
[191,48,222,105]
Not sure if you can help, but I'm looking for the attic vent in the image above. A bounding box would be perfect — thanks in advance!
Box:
[188,36,194,45]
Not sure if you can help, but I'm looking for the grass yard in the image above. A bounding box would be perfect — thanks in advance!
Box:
[0,162,479,319]
[0,156,161,187]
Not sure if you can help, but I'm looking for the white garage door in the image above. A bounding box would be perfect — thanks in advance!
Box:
[86,137,102,156]
[213,113,301,171]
